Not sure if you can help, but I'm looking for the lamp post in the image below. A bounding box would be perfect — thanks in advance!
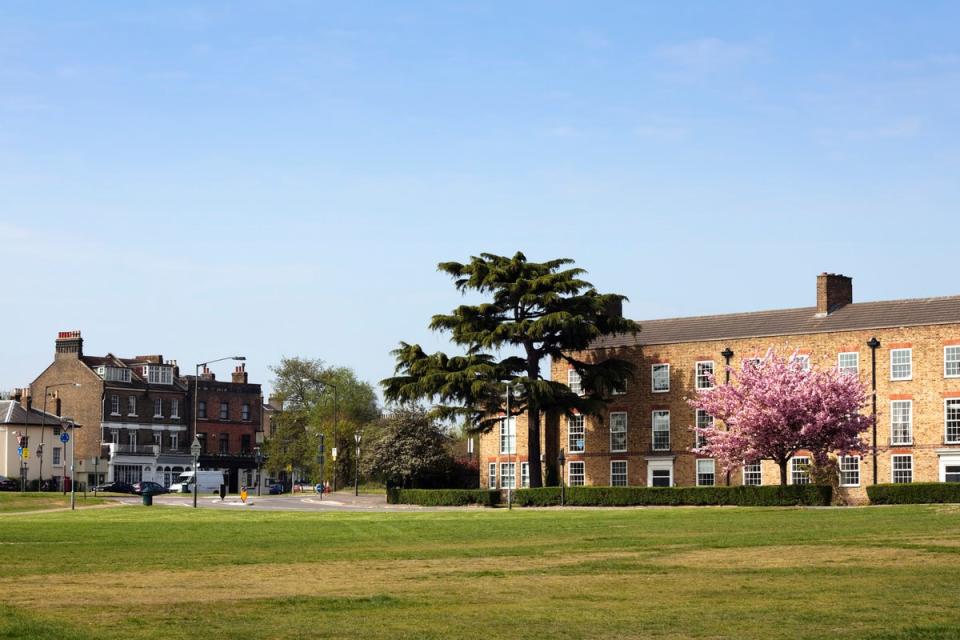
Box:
[867,337,881,485]
[40,382,81,491]
[353,431,362,497]
[254,447,264,496]
[193,356,245,503]
[558,448,566,507]
[93,457,100,496]
[190,434,202,508]
[60,418,81,510]
[317,434,325,500]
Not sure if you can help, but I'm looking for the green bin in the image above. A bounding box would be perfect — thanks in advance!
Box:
[142,493,153,506]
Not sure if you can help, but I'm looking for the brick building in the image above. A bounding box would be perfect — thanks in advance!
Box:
[30,332,192,487]
[479,274,960,502]
[188,363,263,493]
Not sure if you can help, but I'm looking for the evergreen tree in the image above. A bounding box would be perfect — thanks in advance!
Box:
[382,252,638,487]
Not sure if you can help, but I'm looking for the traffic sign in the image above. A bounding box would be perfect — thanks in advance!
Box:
[60,432,70,444]
[17,447,23,458]
[22,448,29,460]
[331,447,338,461]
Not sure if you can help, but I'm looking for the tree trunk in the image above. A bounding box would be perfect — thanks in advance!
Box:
[527,405,543,488]
[779,460,788,486]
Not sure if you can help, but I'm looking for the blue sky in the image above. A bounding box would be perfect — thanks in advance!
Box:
[2,1,959,396]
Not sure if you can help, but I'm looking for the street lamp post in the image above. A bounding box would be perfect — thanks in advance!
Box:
[558,448,566,507]
[191,435,202,508]
[40,382,81,491]
[60,418,81,510]
[254,447,264,497]
[353,431,362,497]
[317,434,325,500]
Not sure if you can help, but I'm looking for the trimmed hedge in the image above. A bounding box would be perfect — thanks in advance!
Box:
[386,488,501,507]
[868,483,960,505]
[511,484,833,507]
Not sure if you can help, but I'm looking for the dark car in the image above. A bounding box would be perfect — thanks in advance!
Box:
[268,483,285,495]
[93,481,135,494]
[0,476,20,491]
[132,481,167,496]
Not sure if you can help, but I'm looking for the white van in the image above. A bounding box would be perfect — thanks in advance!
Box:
[170,470,224,494]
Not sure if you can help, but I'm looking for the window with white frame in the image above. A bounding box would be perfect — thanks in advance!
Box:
[839,455,860,487]
[488,463,497,488]
[611,460,627,487]
[892,455,913,483]
[568,461,585,486]
[891,348,912,380]
[652,410,670,451]
[145,365,174,385]
[499,417,516,454]
[170,433,179,450]
[153,399,163,418]
[500,463,516,489]
[891,400,913,445]
[743,462,762,486]
[52,446,62,466]
[97,366,132,383]
[791,457,810,485]
[609,412,627,453]
[128,430,136,446]
[695,361,715,389]
[945,465,960,483]
[651,364,670,393]
[152,432,162,446]
[171,399,179,419]
[695,409,713,449]
[242,403,251,421]
[568,415,585,453]
[521,462,529,488]
[793,354,811,371]
[838,352,859,374]
[127,396,137,416]
[696,459,716,486]
[650,468,671,487]
[220,401,229,420]
[111,395,120,415]
[110,430,119,445]
[567,370,583,395]
[611,379,627,396]
[947,399,960,444]
[946,346,960,378]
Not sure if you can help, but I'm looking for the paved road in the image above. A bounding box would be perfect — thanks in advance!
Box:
[112,490,448,512]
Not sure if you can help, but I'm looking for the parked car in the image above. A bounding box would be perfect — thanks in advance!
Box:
[0,476,20,491]
[92,481,135,494]
[132,481,167,496]
[268,483,285,495]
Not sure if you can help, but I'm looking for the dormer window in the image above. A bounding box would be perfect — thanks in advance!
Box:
[96,366,131,383]
[144,365,174,385]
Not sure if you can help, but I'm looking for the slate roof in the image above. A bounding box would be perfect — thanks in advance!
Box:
[0,400,64,426]
[593,294,960,349]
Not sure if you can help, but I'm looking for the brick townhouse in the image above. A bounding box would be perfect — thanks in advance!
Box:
[189,363,263,493]
[28,331,263,489]
[479,274,960,503]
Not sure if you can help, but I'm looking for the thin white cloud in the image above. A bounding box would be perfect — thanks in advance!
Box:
[654,37,759,73]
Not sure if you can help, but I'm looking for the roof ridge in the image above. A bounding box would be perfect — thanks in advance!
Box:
[630,293,960,325]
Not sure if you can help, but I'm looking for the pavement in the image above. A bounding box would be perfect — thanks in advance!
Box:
[111,490,449,512]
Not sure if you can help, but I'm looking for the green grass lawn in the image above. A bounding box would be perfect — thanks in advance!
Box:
[0,492,107,513]
[1,505,959,639]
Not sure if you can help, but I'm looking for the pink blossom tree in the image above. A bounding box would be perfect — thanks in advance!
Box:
[691,350,873,486]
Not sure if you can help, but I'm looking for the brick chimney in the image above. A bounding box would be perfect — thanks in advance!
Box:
[55,331,83,360]
[200,366,215,381]
[816,273,853,316]
[268,394,284,411]
[232,363,248,384]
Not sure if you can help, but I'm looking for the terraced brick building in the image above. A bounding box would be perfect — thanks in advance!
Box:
[479,274,960,502]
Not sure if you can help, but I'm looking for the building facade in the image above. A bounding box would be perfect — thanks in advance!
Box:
[0,396,71,488]
[190,363,263,493]
[479,274,960,502]
[28,331,263,489]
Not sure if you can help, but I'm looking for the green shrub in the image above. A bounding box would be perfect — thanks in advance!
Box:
[386,488,501,507]
[512,484,832,507]
[868,483,960,505]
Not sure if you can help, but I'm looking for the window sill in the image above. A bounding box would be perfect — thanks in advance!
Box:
[890,377,913,382]
[651,389,670,394]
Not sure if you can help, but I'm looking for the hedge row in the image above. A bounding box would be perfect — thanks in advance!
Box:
[386,488,501,506]
[511,485,833,507]
[867,483,960,504]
